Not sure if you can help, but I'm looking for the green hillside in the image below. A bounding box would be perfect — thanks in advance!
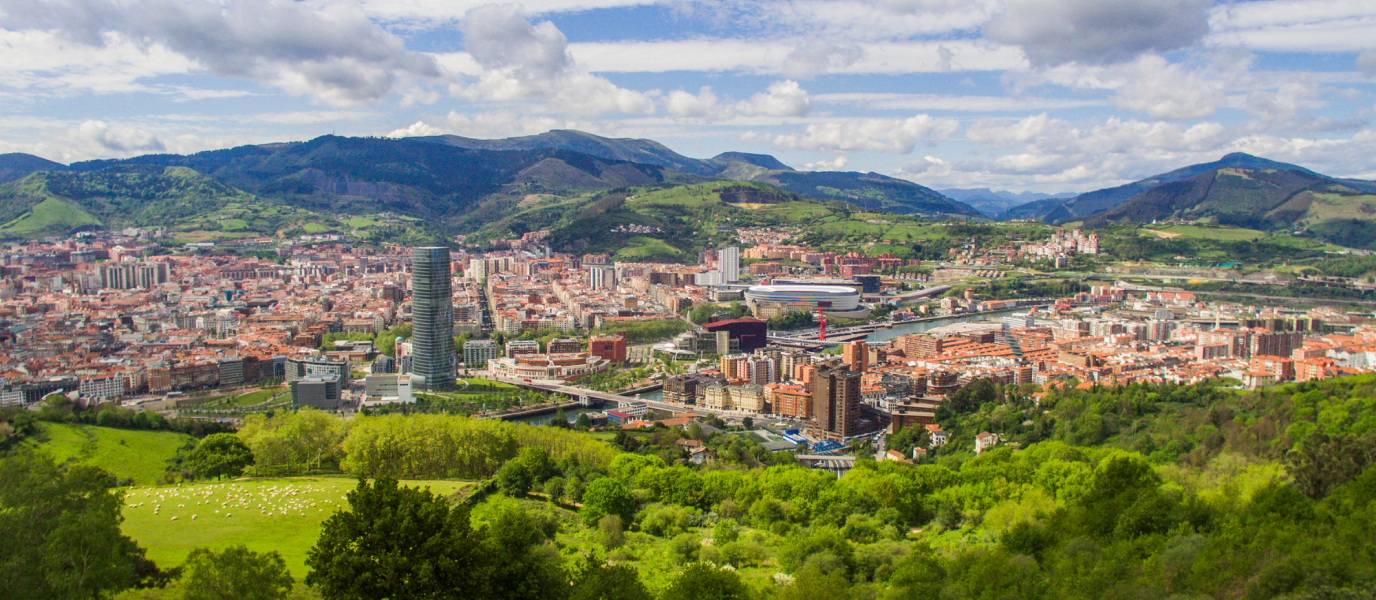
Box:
[1086,166,1376,248]
[0,167,345,241]
[29,422,193,485]
[0,196,101,237]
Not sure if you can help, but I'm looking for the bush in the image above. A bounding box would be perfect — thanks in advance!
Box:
[598,514,625,551]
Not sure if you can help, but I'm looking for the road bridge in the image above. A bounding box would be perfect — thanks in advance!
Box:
[491,377,748,419]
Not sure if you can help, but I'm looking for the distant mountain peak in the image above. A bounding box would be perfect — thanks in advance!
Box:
[710,152,793,171]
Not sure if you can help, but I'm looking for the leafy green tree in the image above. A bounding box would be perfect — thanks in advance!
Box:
[888,426,930,457]
[305,478,486,600]
[495,447,554,497]
[580,478,636,526]
[478,503,569,600]
[597,514,624,550]
[659,563,751,600]
[0,449,154,600]
[569,558,652,600]
[180,545,294,600]
[183,433,255,480]
[1287,430,1376,499]
[713,519,739,544]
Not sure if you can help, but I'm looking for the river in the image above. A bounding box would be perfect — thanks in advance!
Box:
[863,306,1035,343]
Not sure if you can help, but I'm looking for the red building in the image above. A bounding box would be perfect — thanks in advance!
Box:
[703,318,769,352]
[588,334,628,364]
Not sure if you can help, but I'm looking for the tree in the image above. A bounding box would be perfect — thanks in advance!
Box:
[0,449,155,600]
[580,478,636,526]
[305,478,487,600]
[659,563,751,600]
[1287,430,1376,499]
[495,447,554,497]
[598,515,625,550]
[570,558,652,600]
[183,433,255,480]
[575,413,593,430]
[180,545,294,600]
[888,426,930,457]
[478,503,570,600]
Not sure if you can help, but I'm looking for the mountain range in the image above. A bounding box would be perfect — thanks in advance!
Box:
[938,188,1077,218]
[0,131,983,242]
[4,130,1376,249]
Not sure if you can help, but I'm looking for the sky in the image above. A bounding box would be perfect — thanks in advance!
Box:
[3,0,1376,193]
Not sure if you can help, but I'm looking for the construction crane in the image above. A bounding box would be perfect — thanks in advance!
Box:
[818,304,827,341]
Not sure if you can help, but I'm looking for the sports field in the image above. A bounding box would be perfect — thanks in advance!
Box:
[122,478,475,576]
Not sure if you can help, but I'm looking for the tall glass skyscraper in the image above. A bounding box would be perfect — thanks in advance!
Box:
[410,247,455,390]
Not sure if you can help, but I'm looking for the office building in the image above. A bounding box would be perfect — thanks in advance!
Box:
[291,374,341,409]
[463,339,500,368]
[411,247,455,390]
[363,373,415,405]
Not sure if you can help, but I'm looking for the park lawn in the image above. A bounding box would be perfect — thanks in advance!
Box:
[32,422,194,485]
[123,478,476,577]
[224,388,287,406]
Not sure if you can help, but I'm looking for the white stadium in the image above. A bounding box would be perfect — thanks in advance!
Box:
[743,285,862,311]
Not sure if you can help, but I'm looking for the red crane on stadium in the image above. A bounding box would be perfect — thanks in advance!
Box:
[817,304,827,341]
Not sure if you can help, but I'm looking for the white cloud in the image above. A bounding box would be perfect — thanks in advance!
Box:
[814,92,1101,112]
[665,87,729,120]
[387,121,446,138]
[1359,50,1376,76]
[771,116,959,153]
[453,3,655,116]
[70,120,166,154]
[985,0,1212,66]
[1208,0,1376,53]
[354,0,660,25]
[736,80,813,117]
[803,155,850,171]
[782,41,863,79]
[661,80,811,122]
[1110,55,1236,120]
[0,0,442,106]
[0,30,194,96]
[564,39,1024,75]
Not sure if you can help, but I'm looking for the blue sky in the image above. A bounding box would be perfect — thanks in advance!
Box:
[3,0,1376,193]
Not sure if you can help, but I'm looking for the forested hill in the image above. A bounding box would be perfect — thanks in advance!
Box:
[1000,152,1376,223]
[1081,163,1376,248]
[0,166,341,240]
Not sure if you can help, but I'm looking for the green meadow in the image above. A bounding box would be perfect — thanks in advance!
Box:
[122,478,475,577]
[31,422,194,485]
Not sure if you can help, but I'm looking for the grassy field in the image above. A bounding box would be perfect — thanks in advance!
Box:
[612,236,685,261]
[1140,224,1265,241]
[32,422,193,485]
[123,478,476,576]
[0,196,102,237]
